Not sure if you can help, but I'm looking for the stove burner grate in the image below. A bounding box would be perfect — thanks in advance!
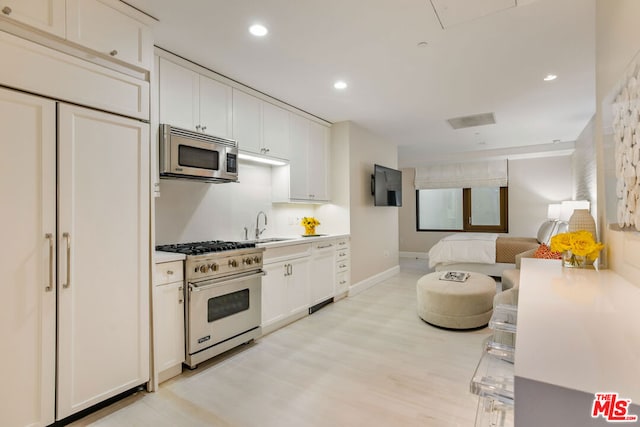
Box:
[156,240,256,255]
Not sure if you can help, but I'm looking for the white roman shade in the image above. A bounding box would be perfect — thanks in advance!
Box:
[414,159,508,189]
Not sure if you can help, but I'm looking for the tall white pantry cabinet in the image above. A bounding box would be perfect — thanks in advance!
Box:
[0,89,150,425]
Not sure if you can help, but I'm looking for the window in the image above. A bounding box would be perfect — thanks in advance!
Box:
[416,187,508,232]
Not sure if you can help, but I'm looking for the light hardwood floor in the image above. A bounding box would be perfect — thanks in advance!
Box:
[70,259,492,427]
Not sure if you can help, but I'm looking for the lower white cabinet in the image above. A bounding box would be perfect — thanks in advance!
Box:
[335,238,351,297]
[310,241,336,307]
[262,255,310,334]
[0,87,150,426]
[261,244,313,334]
[154,260,185,383]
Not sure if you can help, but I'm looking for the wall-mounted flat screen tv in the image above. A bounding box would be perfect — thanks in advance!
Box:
[371,164,402,207]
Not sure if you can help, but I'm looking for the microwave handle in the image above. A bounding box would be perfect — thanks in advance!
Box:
[189,270,265,293]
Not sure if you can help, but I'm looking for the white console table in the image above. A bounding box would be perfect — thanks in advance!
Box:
[515,258,640,426]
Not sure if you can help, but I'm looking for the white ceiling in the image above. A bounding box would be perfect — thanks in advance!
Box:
[125,0,596,167]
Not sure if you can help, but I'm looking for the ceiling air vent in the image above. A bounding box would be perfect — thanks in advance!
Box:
[447,113,496,129]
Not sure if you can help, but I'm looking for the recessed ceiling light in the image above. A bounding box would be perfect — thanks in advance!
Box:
[249,24,268,37]
[544,74,557,81]
[334,81,348,90]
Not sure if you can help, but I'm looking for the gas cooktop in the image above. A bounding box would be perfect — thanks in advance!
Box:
[156,240,256,256]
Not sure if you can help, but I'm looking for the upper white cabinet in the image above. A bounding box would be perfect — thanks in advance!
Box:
[0,0,65,38]
[273,114,330,202]
[0,0,152,72]
[232,88,290,160]
[66,0,153,70]
[159,57,232,138]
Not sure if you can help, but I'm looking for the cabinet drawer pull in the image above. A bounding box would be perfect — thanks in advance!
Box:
[166,270,174,275]
[45,233,54,292]
[2,6,11,15]
[317,244,333,249]
[109,49,118,56]
[339,264,346,268]
[340,280,347,285]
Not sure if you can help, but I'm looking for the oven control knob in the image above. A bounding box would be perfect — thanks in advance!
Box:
[199,265,209,273]
[253,256,261,264]
[209,263,218,271]
[244,257,253,265]
[228,259,238,268]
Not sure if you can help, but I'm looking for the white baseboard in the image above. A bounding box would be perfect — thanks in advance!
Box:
[349,265,400,296]
[400,251,428,259]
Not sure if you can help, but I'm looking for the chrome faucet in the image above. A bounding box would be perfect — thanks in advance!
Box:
[255,211,267,239]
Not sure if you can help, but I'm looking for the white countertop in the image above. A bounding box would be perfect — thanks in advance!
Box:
[154,234,349,262]
[154,251,186,263]
[254,233,349,249]
[515,258,640,402]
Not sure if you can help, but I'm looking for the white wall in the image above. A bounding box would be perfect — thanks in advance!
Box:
[346,122,399,284]
[594,0,640,284]
[398,156,573,254]
[154,161,317,244]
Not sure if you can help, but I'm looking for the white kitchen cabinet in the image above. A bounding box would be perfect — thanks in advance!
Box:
[57,103,149,419]
[0,88,57,427]
[0,87,150,426]
[0,31,149,120]
[261,244,311,335]
[272,114,330,202]
[159,57,233,138]
[232,88,290,159]
[66,0,153,70]
[154,261,185,383]
[262,257,310,331]
[309,240,336,307]
[334,238,351,298]
[262,101,290,159]
[0,0,65,38]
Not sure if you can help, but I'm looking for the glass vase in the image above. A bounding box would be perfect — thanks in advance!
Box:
[562,251,586,268]
[304,225,316,235]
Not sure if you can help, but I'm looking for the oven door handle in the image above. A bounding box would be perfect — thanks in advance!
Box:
[188,270,265,293]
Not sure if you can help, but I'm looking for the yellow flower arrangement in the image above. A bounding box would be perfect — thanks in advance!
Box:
[300,217,320,235]
[550,230,604,266]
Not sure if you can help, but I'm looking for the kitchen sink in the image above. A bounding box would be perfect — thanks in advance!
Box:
[250,237,296,244]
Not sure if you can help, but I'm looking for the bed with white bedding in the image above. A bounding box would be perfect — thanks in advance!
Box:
[428,232,541,277]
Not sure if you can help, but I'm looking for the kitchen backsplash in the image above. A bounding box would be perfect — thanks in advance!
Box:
[155,161,321,244]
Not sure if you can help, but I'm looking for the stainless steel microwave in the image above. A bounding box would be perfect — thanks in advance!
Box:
[159,124,238,183]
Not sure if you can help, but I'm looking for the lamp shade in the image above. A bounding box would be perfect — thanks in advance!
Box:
[547,203,561,220]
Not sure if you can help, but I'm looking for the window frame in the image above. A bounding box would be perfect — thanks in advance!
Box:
[415,187,509,233]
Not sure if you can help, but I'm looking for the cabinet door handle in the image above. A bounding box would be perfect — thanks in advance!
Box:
[63,232,71,288]
[2,6,11,15]
[109,49,118,57]
[178,286,183,304]
[284,264,289,277]
[45,233,54,292]
[288,264,293,276]
[201,126,207,132]
[195,125,201,131]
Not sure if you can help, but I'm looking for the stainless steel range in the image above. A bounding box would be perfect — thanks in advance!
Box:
[156,241,265,369]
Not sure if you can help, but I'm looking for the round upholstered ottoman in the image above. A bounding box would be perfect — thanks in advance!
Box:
[416,272,496,329]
